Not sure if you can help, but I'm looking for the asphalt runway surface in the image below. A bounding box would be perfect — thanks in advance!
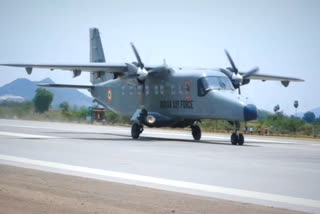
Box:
[0,119,319,213]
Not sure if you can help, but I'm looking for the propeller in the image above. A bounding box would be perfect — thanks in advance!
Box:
[129,43,148,109]
[127,43,169,109]
[219,50,259,94]
[128,43,148,82]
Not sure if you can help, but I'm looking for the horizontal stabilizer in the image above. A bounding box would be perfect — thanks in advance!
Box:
[38,84,93,89]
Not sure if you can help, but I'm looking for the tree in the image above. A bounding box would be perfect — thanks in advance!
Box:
[294,100,299,116]
[33,88,54,113]
[285,117,305,133]
[303,111,316,123]
[59,101,70,113]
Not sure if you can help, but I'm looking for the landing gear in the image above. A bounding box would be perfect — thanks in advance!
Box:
[131,123,143,139]
[238,133,244,145]
[230,122,244,145]
[191,124,201,141]
[231,132,244,145]
[231,132,238,145]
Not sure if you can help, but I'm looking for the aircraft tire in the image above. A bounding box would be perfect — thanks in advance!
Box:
[191,125,201,141]
[238,133,244,145]
[131,124,141,139]
[231,133,238,145]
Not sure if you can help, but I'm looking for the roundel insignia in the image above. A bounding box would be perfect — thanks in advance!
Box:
[108,88,112,102]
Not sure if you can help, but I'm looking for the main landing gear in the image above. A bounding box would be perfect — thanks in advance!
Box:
[230,122,244,146]
[231,131,244,145]
[191,124,201,141]
[131,123,143,139]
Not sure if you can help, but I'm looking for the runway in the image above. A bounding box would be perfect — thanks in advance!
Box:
[0,119,319,213]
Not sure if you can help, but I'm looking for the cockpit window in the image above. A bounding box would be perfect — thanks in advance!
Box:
[198,76,234,96]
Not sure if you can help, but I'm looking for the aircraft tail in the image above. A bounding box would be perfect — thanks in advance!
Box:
[89,28,113,84]
[90,28,105,63]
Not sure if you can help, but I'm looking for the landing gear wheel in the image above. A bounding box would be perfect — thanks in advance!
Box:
[231,132,238,145]
[191,125,201,141]
[231,132,245,145]
[238,133,244,146]
[131,123,142,139]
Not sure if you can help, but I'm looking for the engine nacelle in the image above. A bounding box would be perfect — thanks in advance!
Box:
[242,79,250,86]
[143,112,174,127]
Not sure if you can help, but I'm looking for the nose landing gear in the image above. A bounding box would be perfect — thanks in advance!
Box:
[131,123,144,139]
[230,122,244,146]
[191,124,201,141]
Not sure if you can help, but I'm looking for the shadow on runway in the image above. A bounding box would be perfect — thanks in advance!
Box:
[42,131,257,147]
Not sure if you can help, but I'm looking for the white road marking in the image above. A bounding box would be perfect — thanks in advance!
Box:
[0,123,61,130]
[0,154,319,209]
[0,131,58,139]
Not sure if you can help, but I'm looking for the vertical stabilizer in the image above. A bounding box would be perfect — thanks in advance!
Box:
[90,28,105,62]
[90,28,113,83]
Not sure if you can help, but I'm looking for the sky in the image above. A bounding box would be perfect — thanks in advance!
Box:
[0,0,319,115]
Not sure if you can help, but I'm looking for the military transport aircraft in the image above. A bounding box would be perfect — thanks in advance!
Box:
[0,28,303,145]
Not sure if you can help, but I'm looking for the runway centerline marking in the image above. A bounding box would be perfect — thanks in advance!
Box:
[0,154,319,209]
[0,131,58,139]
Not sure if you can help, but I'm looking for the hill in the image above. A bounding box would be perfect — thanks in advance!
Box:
[297,107,320,118]
[310,107,320,118]
[0,78,93,108]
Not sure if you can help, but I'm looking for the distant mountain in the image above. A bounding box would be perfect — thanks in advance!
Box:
[0,78,93,108]
[310,107,320,118]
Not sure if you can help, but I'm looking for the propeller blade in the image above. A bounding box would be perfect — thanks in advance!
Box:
[238,87,241,95]
[219,68,233,79]
[130,42,144,69]
[225,50,238,74]
[242,67,259,79]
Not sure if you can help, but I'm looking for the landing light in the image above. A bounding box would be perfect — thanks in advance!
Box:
[146,115,156,124]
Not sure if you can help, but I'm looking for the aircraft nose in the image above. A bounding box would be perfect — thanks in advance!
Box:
[244,104,258,121]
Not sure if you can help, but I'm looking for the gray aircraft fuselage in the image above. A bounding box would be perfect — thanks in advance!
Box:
[92,68,257,128]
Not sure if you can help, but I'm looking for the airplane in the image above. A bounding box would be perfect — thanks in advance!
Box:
[0,28,304,145]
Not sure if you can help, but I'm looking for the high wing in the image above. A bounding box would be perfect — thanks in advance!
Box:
[37,84,94,89]
[0,63,128,73]
[0,63,165,76]
[239,72,304,82]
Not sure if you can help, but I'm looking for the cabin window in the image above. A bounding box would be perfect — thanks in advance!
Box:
[145,85,150,96]
[137,85,143,96]
[154,85,159,95]
[129,85,134,95]
[178,85,183,95]
[160,85,164,95]
[184,81,191,95]
[198,76,234,96]
[171,85,176,95]
[121,85,126,95]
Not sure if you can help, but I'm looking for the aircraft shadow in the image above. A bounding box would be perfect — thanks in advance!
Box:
[42,131,256,147]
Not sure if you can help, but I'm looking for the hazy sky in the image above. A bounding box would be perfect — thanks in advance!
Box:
[0,0,319,114]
